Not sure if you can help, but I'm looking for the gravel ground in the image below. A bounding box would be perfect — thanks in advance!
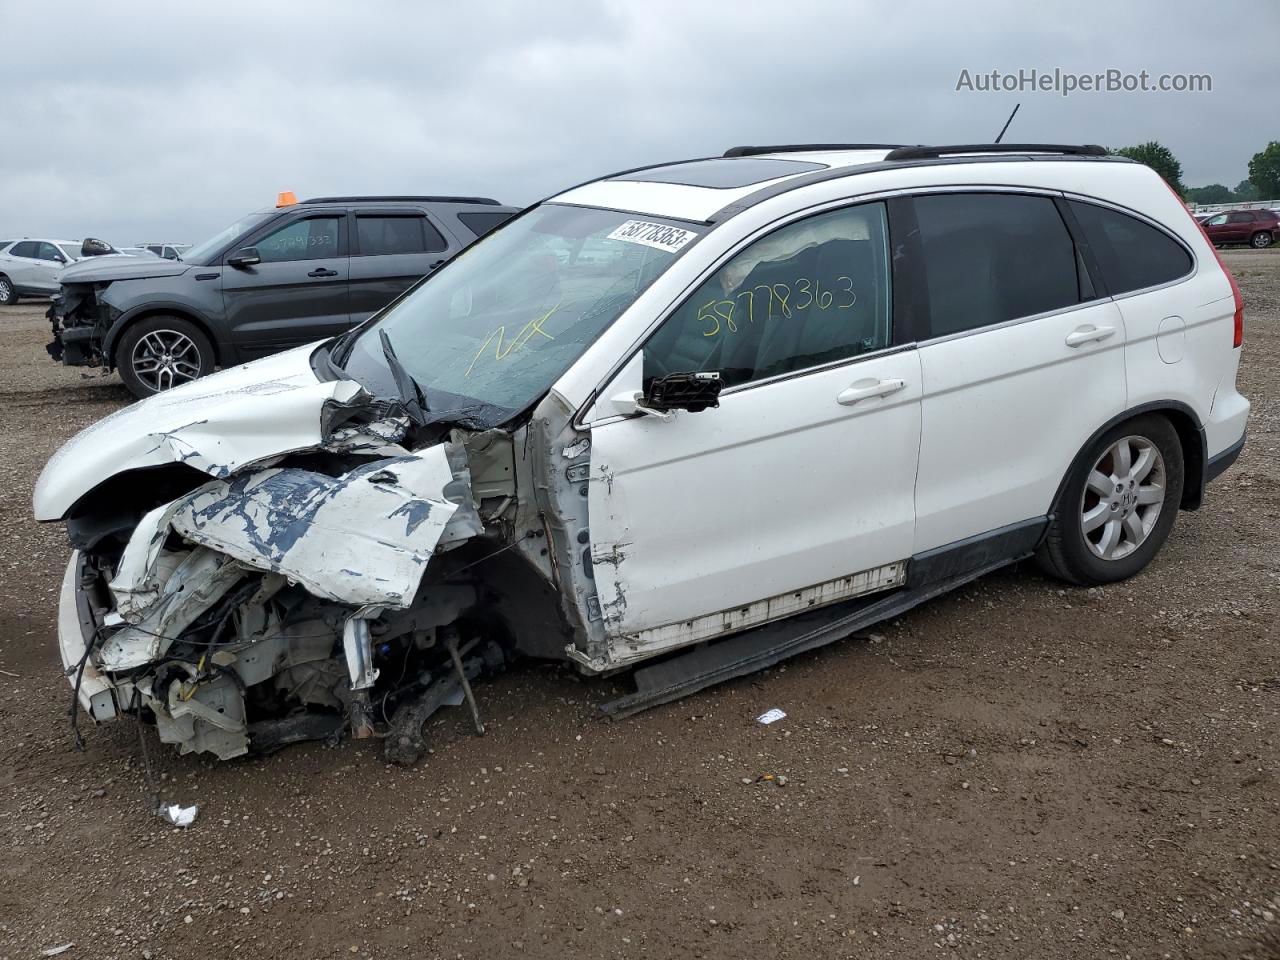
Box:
[0,253,1277,960]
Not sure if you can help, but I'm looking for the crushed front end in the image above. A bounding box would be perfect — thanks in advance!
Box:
[45,370,587,765]
[47,282,116,367]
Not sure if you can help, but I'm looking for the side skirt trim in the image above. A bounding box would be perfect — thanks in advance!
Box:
[601,520,1045,719]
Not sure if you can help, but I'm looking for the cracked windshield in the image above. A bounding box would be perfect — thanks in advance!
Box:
[338,204,698,423]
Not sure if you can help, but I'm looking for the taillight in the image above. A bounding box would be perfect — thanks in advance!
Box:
[1166,182,1244,347]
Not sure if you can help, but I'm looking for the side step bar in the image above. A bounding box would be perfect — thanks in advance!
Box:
[599,555,1026,719]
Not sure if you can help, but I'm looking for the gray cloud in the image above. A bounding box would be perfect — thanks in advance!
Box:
[2,0,1274,244]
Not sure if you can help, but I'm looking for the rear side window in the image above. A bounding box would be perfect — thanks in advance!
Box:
[914,193,1080,337]
[9,241,39,258]
[458,211,516,237]
[1067,201,1192,295]
[355,215,447,256]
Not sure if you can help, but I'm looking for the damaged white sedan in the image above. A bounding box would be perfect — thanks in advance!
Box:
[35,144,1249,762]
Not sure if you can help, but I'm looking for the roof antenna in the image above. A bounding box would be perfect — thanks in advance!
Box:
[994,103,1021,144]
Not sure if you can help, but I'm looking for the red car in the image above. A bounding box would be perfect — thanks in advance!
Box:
[1200,209,1277,248]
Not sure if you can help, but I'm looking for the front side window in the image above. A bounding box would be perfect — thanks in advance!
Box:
[355,215,446,256]
[1068,200,1192,295]
[914,193,1080,338]
[643,203,892,389]
[334,204,695,426]
[36,242,64,262]
[1204,214,1228,226]
[255,217,340,263]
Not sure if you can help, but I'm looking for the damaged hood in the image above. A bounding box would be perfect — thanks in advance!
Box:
[55,256,195,284]
[33,343,360,521]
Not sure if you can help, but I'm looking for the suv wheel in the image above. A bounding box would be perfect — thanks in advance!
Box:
[0,275,17,305]
[1250,230,1274,249]
[1037,414,1184,585]
[116,316,215,398]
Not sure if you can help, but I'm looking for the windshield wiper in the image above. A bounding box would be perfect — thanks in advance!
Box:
[379,329,430,427]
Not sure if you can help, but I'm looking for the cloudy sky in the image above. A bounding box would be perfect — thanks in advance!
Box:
[2,0,1274,245]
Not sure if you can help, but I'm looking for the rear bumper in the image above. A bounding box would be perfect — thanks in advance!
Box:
[1205,430,1245,484]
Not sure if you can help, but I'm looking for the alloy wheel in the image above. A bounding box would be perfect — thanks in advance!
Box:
[1252,232,1273,248]
[0,279,12,303]
[130,329,202,392]
[1079,435,1166,561]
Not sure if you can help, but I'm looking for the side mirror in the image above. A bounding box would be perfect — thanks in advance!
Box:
[227,246,261,268]
[80,237,114,257]
[642,371,722,414]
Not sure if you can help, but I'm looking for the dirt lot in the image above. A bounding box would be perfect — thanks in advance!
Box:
[0,253,1277,960]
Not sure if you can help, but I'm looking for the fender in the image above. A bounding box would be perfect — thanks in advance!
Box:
[1048,400,1208,516]
[102,301,224,369]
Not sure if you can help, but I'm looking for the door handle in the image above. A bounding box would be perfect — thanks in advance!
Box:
[836,377,906,405]
[307,268,339,278]
[1065,324,1116,347]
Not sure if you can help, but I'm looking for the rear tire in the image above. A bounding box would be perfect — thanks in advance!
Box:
[116,315,215,398]
[1036,414,1184,585]
[1250,230,1273,249]
[0,275,17,305]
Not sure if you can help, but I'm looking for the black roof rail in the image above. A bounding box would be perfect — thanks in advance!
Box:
[724,143,908,158]
[300,195,502,206]
[884,143,1108,161]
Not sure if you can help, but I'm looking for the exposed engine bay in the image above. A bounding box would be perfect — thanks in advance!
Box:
[54,370,601,764]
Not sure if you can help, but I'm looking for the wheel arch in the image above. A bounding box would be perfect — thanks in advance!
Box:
[103,306,222,370]
[1050,401,1207,516]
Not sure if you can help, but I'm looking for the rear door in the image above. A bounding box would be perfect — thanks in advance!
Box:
[347,209,453,323]
[909,191,1128,556]
[1225,212,1254,243]
[221,212,350,358]
[3,241,43,291]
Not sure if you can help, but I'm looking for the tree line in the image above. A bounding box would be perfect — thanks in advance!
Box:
[1110,141,1280,204]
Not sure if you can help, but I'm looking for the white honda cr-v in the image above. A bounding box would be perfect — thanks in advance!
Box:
[34,143,1249,762]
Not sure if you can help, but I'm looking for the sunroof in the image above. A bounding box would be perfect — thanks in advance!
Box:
[613,157,826,189]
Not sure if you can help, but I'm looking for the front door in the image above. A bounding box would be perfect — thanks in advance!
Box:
[222,213,350,359]
[587,201,920,662]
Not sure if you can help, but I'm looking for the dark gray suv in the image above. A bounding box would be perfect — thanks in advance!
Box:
[48,195,518,397]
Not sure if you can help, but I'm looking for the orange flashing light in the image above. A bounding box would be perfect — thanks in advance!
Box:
[276,191,298,208]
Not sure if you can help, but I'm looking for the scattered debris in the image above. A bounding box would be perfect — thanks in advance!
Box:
[158,803,199,828]
[757,708,786,725]
[41,945,74,957]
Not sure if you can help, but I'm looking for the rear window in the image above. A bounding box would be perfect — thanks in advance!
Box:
[457,211,515,237]
[914,192,1081,338]
[1068,201,1192,295]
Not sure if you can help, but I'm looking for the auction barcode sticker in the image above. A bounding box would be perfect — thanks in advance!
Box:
[607,220,698,252]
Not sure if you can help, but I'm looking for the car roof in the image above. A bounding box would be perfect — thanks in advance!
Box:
[549,143,1121,223]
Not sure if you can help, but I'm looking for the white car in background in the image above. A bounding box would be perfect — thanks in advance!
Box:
[0,239,89,303]
[34,142,1250,764]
